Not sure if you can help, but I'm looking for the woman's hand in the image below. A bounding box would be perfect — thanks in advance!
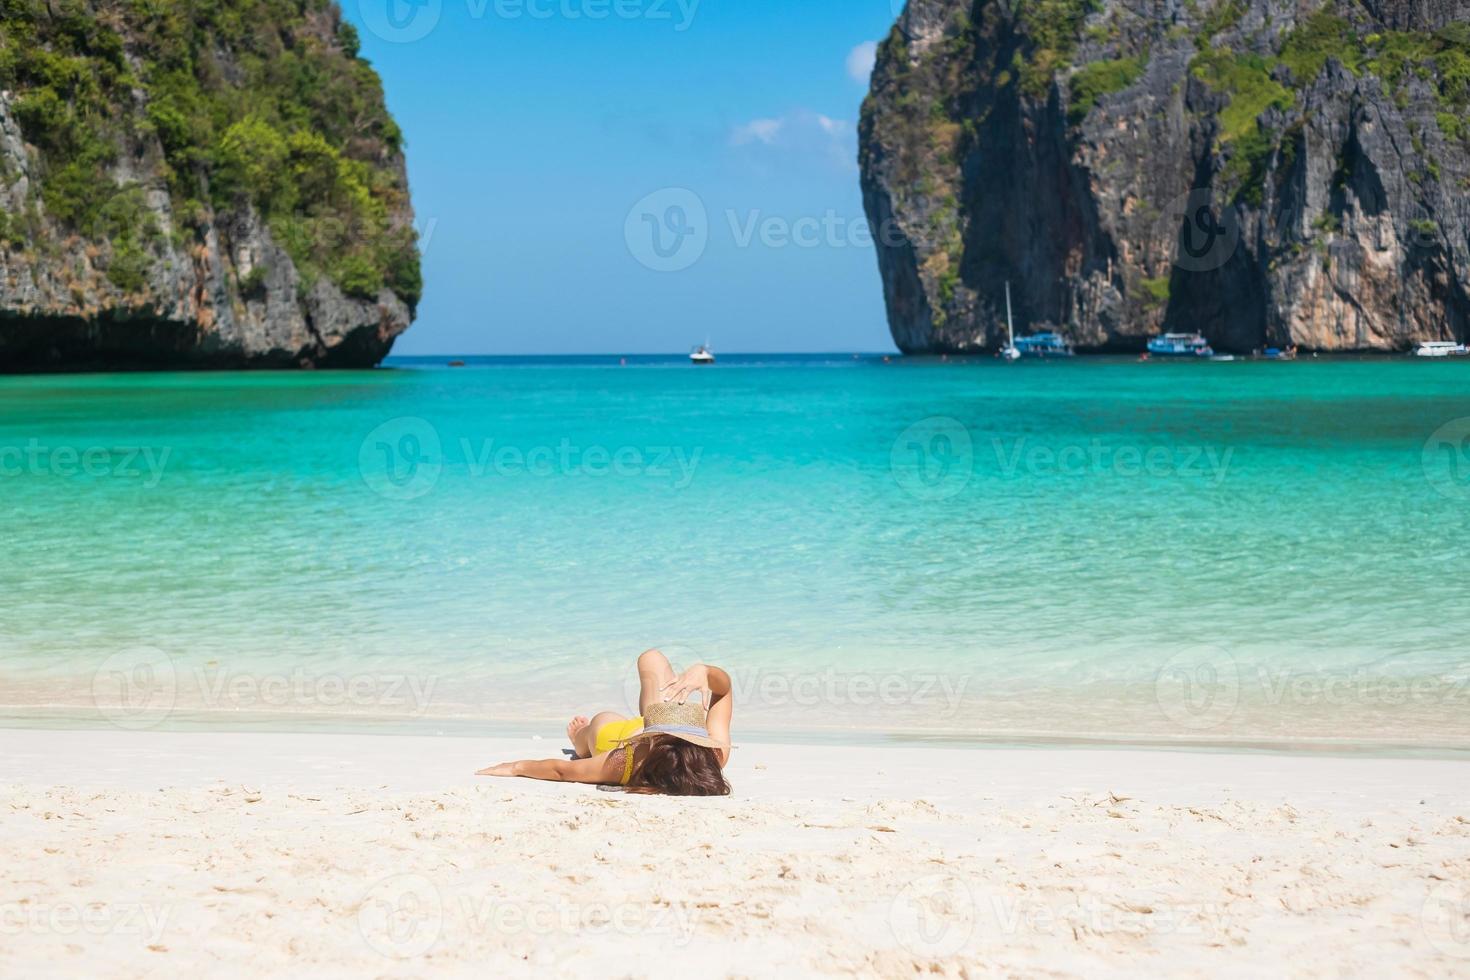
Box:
[661,664,712,706]
[475,763,518,777]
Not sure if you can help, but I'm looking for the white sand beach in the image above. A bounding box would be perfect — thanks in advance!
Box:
[1,730,1468,978]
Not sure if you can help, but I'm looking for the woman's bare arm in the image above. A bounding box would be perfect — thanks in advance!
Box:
[476,751,622,784]
[662,663,734,766]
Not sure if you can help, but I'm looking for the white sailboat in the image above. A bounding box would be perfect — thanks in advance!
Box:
[1000,281,1021,361]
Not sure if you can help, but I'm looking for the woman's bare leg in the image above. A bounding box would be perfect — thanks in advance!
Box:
[573,711,629,758]
[637,648,678,715]
[566,651,676,757]
[566,716,590,753]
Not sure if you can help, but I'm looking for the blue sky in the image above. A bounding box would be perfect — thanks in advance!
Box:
[342,0,902,354]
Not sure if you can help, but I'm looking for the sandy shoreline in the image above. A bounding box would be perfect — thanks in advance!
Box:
[2,730,1468,977]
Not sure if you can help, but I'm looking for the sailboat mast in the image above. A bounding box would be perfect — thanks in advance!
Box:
[1005,281,1015,347]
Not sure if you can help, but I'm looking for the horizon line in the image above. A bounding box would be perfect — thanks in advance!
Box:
[387,350,901,358]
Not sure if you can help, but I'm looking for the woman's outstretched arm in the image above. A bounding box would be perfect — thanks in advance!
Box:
[476,751,621,784]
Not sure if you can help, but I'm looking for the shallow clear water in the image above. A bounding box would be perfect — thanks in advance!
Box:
[3,355,1469,747]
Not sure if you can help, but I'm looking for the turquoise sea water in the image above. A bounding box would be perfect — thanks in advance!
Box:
[3,355,1469,748]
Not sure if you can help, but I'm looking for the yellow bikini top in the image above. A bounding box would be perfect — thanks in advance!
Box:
[619,744,637,786]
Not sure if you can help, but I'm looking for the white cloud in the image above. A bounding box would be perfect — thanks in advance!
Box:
[816,115,847,137]
[731,118,785,146]
[846,41,878,84]
[727,109,857,174]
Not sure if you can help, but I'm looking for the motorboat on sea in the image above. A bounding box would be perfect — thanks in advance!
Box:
[690,344,716,365]
[1014,332,1074,358]
[1147,333,1215,358]
[1414,341,1468,358]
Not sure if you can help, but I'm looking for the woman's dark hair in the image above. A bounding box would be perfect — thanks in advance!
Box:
[626,736,731,796]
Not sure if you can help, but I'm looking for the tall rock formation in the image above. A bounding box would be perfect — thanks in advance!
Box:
[0,1,419,370]
[860,0,1470,353]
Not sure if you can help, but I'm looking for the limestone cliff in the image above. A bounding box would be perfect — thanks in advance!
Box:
[0,1,419,370]
[860,0,1470,353]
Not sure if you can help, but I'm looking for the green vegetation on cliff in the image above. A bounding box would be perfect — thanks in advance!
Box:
[1068,54,1147,123]
[1184,10,1470,204]
[0,0,419,309]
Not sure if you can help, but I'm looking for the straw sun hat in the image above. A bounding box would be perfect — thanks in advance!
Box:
[623,700,728,750]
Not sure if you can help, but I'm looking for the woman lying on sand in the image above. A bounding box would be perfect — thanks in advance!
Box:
[476,649,732,796]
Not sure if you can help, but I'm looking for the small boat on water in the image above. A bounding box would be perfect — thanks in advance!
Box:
[1261,346,1298,361]
[999,282,1021,361]
[690,344,716,365]
[1147,332,1215,358]
[1414,341,1468,358]
[1014,332,1075,358]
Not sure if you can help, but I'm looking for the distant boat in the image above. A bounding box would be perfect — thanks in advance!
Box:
[690,344,716,365]
[1014,332,1074,358]
[1261,346,1298,361]
[1414,341,1468,358]
[999,282,1021,361]
[1147,333,1215,358]
[448,360,466,368]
